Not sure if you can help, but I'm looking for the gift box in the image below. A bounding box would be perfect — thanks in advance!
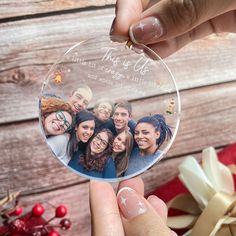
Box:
[148,142,236,236]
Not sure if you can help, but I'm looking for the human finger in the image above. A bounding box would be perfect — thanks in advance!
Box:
[117,187,173,235]
[118,177,168,222]
[89,180,124,236]
[118,176,144,196]
[147,195,168,223]
[110,0,145,37]
[129,0,236,45]
[147,10,236,57]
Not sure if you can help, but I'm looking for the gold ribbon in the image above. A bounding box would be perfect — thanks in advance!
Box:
[167,147,236,236]
[229,165,236,175]
[0,191,20,207]
[191,192,236,236]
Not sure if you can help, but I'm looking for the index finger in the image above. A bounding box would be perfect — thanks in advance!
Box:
[89,180,124,236]
[110,0,144,37]
[118,176,144,196]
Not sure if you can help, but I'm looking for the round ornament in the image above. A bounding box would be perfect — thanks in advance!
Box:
[39,35,181,181]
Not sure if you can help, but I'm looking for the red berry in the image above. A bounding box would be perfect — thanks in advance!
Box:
[60,218,72,230]
[14,207,23,216]
[32,203,45,217]
[29,228,47,236]
[47,230,60,236]
[9,219,26,233]
[55,205,67,218]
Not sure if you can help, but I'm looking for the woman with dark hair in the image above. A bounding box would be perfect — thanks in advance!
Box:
[68,129,116,178]
[124,114,172,176]
[112,130,133,177]
[67,110,96,158]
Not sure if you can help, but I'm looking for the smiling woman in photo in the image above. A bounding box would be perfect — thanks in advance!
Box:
[41,96,73,136]
[68,129,116,178]
[67,110,96,159]
[112,130,133,177]
[40,96,73,164]
[124,114,172,176]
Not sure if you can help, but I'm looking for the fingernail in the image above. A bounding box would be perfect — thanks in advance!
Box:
[117,187,147,219]
[147,195,162,204]
[129,16,163,44]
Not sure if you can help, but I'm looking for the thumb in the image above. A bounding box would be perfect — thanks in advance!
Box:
[117,187,175,236]
[90,181,124,236]
[110,0,143,37]
[129,0,236,44]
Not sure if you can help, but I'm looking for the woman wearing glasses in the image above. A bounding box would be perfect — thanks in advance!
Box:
[93,98,115,133]
[93,98,114,123]
[41,96,73,136]
[40,96,73,164]
[68,128,116,178]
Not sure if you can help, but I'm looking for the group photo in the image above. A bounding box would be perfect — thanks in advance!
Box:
[40,84,173,179]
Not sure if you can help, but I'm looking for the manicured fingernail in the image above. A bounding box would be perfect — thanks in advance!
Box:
[117,187,147,219]
[129,16,163,43]
[147,195,164,206]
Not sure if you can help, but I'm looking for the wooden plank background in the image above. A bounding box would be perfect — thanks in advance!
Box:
[0,1,236,235]
[0,0,116,19]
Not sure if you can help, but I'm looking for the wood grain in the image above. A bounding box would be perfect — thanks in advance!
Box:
[0,119,86,196]
[0,0,115,19]
[17,152,202,236]
[1,81,235,196]
[0,9,236,124]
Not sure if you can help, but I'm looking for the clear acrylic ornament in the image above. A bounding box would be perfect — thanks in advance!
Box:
[39,35,181,182]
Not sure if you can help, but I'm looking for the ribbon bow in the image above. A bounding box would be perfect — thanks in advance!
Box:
[167,147,236,236]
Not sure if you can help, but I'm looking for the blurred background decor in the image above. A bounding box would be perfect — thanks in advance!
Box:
[0,192,72,236]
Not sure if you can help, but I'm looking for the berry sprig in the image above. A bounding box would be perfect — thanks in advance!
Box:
[60,219,71,230]
[13,207,23,216]
[0,191,21,226]
[0,202,72,236]
[47,230,60,236]
[32,204,45,217]
[44,204,68,226]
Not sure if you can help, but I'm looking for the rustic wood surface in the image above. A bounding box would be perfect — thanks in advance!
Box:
[1,8,236,122]
[0,7,236,123]
[0,1,236,236]
[0,0,115,19]
[1,80,235,197]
